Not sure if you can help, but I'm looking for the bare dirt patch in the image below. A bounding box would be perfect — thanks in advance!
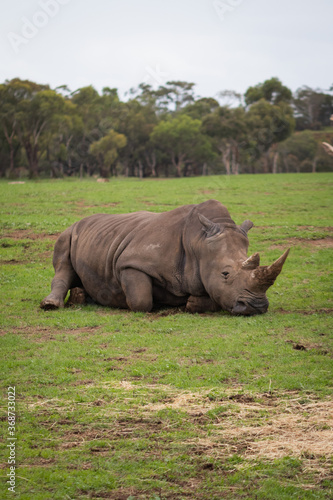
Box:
[2,229,59,240]
[0,258,29,265]
[270,237,333,250]
[0,325,102,341]
[75,200,120,209]
[77,488,146,500]
[277,308,333,315]
[198,189,217,195]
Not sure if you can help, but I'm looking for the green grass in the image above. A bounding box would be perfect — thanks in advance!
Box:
[0,173,332,499]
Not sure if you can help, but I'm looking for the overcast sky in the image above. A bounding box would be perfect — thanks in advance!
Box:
[1,0,332,100]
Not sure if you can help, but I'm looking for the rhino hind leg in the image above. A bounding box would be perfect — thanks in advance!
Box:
[40,229,81,310]
[66,287,88,306]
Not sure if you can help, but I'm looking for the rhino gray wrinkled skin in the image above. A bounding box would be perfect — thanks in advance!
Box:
[41,200,289,315]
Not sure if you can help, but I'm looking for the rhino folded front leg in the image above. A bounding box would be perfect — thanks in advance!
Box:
[186,296,221,314]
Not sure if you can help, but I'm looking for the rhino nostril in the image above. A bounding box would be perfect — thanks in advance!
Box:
[232,300,268,316]
[232,301,248,315]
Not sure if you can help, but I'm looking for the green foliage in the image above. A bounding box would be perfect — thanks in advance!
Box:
[245,77,293,106]
[247,99,295,149]
[150,115,214,176]
[89,129,127,177]
[0,77,332,179]
[294,86,333,130]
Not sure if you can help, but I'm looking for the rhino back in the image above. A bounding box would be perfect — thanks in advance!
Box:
[68,208,190,295]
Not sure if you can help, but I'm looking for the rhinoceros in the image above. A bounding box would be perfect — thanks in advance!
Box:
[40,199,289,315]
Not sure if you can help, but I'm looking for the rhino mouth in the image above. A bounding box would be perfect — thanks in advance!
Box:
[231,297,269,316]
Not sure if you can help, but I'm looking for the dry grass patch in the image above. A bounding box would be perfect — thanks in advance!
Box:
[125,384,333,470]
[108,381,333,462]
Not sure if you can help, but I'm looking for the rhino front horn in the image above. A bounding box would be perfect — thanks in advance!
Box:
[254,248,290,288]
[268,248,290,278]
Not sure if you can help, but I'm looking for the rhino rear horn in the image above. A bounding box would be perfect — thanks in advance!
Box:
[198,214,221,237]
[254,248,290,288]
[240,220,254,234]
[242,252,260,270]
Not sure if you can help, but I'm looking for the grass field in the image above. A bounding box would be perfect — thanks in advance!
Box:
[0,173,332,499]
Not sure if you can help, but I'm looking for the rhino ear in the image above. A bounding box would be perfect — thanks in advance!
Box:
[198,214,221,237]
[240,220,254,234]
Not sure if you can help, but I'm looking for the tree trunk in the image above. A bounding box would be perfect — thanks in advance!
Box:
[272,151,279,174]
[221,145,231,175]
[263,151,270,174]
[86,162,91,177]
[9,146,15,176]
[312,156,318,173]
[171,152,183,177]
[231,145,239,175]
[144,151,157,177]
[25,142,39,178]
[3,127,15,176]
[138,160,143,178]
[282,154,289,173]
[151,152,157,177]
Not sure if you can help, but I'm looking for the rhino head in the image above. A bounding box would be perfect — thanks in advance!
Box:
[197,214,290,316]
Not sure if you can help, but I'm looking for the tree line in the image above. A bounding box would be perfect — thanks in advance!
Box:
[1,77,332,178]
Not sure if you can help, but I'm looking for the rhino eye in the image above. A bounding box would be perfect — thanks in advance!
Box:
[222,271,230,278]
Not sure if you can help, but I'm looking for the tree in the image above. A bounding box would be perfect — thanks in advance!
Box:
[181,97,220,120]
[150,115,214,176]
[0,83,19,175]
[45,100,82,177]
[89,129,127,177]
[217,90,243,108]
[202,106,248,174]
[246,99,295,172]
[0,76,332,178]
[293,86,333,130]
[2,78,72,178]
[245,77,292,106]
[116,98,158,177]
[278,131,318,173]
[70,86,103,175]
[152,81,196,113]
